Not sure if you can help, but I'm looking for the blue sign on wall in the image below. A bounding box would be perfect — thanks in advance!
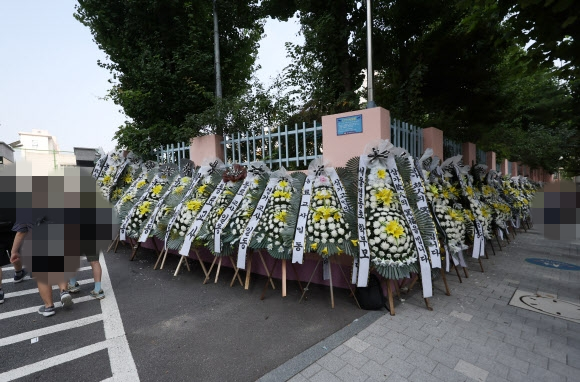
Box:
[337,114,363,136]
[525,258,580,271]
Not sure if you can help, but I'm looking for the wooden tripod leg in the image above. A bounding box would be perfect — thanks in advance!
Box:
[478,258,484,273]
[505,228,511,244]
[489,239,496,256]
[385,279,395,316]
[260,259,279,300]
[244,252,253,290]
[335,260,361,309]
[258,251,276,290]
[424,298,433,311]
[154,248,166,270]
[440,268,451,296]
[299,259,321,304]
[229,256,244,287]
[160,248,170,270]
[282,259,287,297]
[130,242,141,261]
[453,264,463,283]
[214,257,223,283]
[114,235,121,253]
[173,256,185,276]
[203,256,218,284]
[107,233,119,253]
[290,263,304,294]
[495,234,502,251]
[328,258,334,309]
[194,251,207,276]
[463,266,469,278]
[407,275,419,292]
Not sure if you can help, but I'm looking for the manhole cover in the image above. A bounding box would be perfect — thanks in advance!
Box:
[509,290,580,323]
[525,258,580,271]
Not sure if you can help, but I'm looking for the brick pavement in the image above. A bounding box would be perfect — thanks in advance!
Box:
[269,227,580,382]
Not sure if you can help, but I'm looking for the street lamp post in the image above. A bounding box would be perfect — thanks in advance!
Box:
[366,0,376,108]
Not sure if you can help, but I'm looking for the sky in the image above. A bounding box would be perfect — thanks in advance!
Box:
[0,1,301,153]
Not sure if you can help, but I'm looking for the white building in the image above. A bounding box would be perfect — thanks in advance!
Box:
[14,129,76,175]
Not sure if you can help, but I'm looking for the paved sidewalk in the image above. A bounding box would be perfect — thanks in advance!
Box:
[266,228,580,382]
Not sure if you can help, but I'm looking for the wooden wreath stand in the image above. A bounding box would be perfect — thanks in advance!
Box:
[203,254,243,287]
[298,253,359,309]
[261,257,304,300]
[235,250,276,291]
[129,237,161,262]
[106,230,126,253]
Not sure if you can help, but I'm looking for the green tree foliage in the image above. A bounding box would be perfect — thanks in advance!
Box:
[75,0,263,157]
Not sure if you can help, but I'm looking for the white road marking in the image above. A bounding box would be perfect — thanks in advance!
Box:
[99,251,140,381]
[4,279,94,299]
[1,266,92,283]
[0,314,103,347]
[0,295,95,321]
[0,341,109,381]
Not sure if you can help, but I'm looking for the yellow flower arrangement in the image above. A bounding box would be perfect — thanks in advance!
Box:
[151,184,163,196]
[314,189,332,201]
[464,209,475,221]
[102,175,112,186]
[197,184,208,195]
[272,190,291,199]
[123,174,133,184]
[449,209,464,222]
[428,184,439,197]
[312,206,341,222]
[466,186,474,197]
[111,188,123,201]
[377,169,387,179]
[138,201,152,216]
[376,188,394,206]
[136,180,147,189]
[122,194,133,203]
[172,185,185,195]
[384,220,405,239]
[278,180,289,188]
[186,199,203,211]
[274,210,287,223]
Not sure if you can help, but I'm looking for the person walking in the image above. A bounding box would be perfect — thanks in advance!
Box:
[0,216,30,305]
[67,252,105,300]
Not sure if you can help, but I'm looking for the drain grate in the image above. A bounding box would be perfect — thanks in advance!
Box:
[525,258,580,271]
[509,290,580,324]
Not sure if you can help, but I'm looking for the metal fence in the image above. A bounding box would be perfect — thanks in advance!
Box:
[476,149,487,165]
[156,142,190,169]
[443,138,462,159]
[390,119,423,158]
[222,122,322,170]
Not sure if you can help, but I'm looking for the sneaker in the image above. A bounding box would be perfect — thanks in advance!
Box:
[66,282,81,293]
[38,305,56,317]
[13,269,30,283]
[60,291,73,308]
[90,289,105,300]
[0,289,4,304]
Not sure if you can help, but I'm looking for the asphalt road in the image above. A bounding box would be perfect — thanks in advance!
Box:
[0,244,365,381]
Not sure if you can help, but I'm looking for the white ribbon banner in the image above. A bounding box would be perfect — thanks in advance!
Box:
[120,175,160,241]
[138,176,182,243]
[408,157,442,269]
[214,179,252,253]
[387,156,432,298]
[329,170,351,212]
[163,172,203,249]
[355,156,371,287]
[92,154,108,179]
[291,175,314,264]
[237,179,277,269]
[112,159,130,185]
[179,180,227,256]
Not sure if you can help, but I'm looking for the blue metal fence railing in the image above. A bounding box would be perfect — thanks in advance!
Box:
[221,121,322,170]
[443,138,462,159]
[156,142,190,169]
[477,149,486,165]
[390,118,423,158]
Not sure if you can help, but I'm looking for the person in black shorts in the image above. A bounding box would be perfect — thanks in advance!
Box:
[67,252,105,299]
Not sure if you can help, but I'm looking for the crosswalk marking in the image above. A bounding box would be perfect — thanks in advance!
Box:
[1,266,92,283]
[0,295,95,321]
[4,279,94,299]
[0,314,103,347]
[0,340,109,381]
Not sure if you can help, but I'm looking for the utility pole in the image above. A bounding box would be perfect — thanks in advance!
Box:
[213,0,222,100]
[366,0,376,108]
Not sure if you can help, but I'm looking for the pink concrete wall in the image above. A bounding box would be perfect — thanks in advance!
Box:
[500,159,509,175]
[511,162,518,176]
[423,127,444,161]
[486,151,496,171]
[190,135,224,165]
[321,107,390,167]
[462,142,477,166]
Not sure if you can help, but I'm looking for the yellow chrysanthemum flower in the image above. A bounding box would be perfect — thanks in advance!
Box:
[272,190,291,199]
[217,208,224,216]
[481,207,490,218]
[122,194,133,203]
[186,199,203,211]
[138,201,151,216]
[123,174,133,184]
[464,209,475,221]
[449,209,464,222]
[384,220,405,239]
[314,189,332,201]
[151,184,163,195]
[278,180,289,188]
[102,175,112,186]
[310,243,318,250]
[429,185,439,197]
[377,169,387,179]
[173,185,185,195]
[274,210,287,223]
[111,188,123,201]
[136,180,147,189]
[197,184,208,195]
[466,186,474,197]
[253,178,260,185]
[376,188,394,206]
[351,239,358,247]
[313,206,339,222]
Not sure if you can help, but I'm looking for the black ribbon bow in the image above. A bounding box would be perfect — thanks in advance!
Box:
[160,165,175,178]
[144,161,156,171]
[181,162,193,177]
[314,165,325,177]
[367,148,390,163]
[207,160,219,175]
[248,164,265,176]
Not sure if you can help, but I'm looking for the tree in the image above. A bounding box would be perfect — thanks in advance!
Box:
[75,0,263,157]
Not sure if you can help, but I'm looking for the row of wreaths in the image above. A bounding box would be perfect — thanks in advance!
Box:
[92,140,536,294]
